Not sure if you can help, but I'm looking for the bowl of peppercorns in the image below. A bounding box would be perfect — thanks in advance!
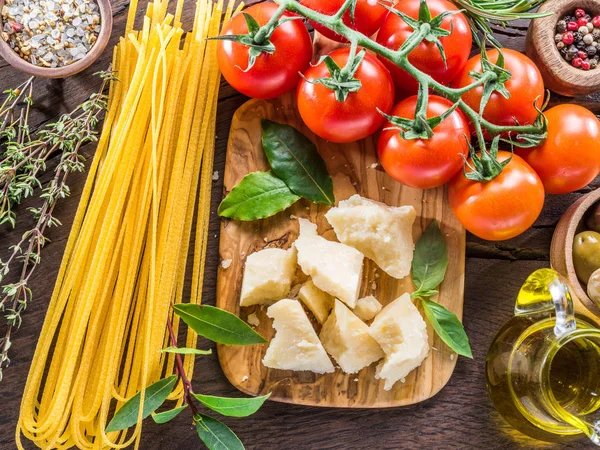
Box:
[527,0,600,97]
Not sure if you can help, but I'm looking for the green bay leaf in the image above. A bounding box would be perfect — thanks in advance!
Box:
[152,405,188,424]
[412,220,448,294]
[160,346,212,355]
[173,304,267,346]
[195,414,245,450]
[106,375,177,432]
[217,171,300,221]
[261,120,334,206]
[421,298,472,358]
[193,393,270,417]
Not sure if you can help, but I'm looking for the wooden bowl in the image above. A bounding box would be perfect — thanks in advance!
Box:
[551,188,600,317]
[526,0,600,97]
[0,0,112,78]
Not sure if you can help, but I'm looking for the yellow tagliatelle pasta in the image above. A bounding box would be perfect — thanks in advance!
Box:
[16,0,237,448]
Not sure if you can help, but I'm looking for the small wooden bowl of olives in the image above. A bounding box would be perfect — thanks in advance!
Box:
[551,188,600,316]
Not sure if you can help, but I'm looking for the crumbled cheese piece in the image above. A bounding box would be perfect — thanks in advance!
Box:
[320,300,384,374]
[370,163,379,169]
[240,247,297,307]
[353,296,383,322]
[247,313,260,327]
[263,237,268,242]
[295,218,363,308]
[298,280,335,324]
[263,300,334,373]
[290,214,297,219]
[241,375,249,382]
[371,281,377,290]
[450,354,455,361]
[369,294,429,391]
[212,171,219,181]
[325,195,416,279]
[221,259,232,269]
[354,378,359,382]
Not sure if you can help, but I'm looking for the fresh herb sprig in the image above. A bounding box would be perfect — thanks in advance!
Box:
[411,221,472,358]
[107,304,269,450]
[218,120,334,221]
[0,71,115,382]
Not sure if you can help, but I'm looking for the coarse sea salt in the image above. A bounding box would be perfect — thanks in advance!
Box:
[2,0,101,68]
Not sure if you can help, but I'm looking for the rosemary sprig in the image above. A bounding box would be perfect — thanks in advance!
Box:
[450,0,551,45]
[0,71,116,382]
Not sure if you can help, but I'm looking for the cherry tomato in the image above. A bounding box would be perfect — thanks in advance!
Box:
[451,49,544,132]
[376,0,471,98]
[297,48,395,143]
[448,151,545,241]
[516,105,600,194]
[377,95,470,189]
[300,0,388,43]
[217,3,313,99]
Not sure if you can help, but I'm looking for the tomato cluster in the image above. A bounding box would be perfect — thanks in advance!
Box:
[216,0,600,242]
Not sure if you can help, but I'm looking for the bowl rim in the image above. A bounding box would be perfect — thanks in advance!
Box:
[534,0,600,88]
[0,0,112,78]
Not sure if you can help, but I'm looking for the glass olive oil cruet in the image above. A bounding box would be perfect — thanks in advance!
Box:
[486,268,600,445]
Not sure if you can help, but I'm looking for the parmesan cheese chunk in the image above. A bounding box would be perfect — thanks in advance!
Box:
[369,294,429,390]
[295,218,364,308]
[240,247,297,307]
[325,195,416,279]
[298,280,335,324]
[353,295,383,322]
[263,300,334,373]
[320,300,384,374]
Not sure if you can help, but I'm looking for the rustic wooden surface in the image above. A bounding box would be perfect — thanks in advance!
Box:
[1,0,600,448]
[216,95,465,407]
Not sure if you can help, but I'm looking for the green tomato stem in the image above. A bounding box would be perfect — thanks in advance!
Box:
[273,0,546,146]
[253,3,287,43]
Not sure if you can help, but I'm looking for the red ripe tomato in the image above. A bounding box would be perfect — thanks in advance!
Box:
[378,96,470,189]
[448,151,545,241]
[516,105,600,194]
[300,0,388,43]
[376,0,471,98]
[451,49,544,132]
[296,48,395,143]
[216,3,312,99]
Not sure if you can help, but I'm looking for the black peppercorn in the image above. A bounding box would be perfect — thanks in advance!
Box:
[555,33,563,43]
[563,15,573,23]
[560,46,569,57]
[585,14,592,21]
[577,40,587,49]
[591,59,598,69]
[557,20,567,33]
[574,31,584,41]
[587,45,597,56]
[566,45,578,60]
[593,30,600,40]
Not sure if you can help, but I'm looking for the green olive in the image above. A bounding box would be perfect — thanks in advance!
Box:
[587,269,600,303]
[573,231,600,284]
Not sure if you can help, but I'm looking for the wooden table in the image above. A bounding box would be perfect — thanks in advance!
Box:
[0,1,599,449]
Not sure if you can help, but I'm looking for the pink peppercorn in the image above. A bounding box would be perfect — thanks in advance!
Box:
[581,60,591,70]
[567,21,579,31]
[575,8,586,18]
[593,16,600,27]
[563,31,575,44]
[578,17,588,27]
[573,57,583,68]
[578,50,587,58]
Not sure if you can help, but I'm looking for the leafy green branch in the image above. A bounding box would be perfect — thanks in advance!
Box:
[106,304,269,450]
[0,71,116,382]
[410,221,472,358]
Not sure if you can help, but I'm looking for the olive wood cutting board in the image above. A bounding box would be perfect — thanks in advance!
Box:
[215,102,466,408]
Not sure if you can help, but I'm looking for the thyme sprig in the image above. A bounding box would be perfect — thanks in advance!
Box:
[0,71,116,381]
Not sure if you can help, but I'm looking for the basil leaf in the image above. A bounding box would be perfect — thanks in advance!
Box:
[218,171,300,221]
[160,346,212,355]
[173,304,267,345]
[420,298,472,358]
[152,405,188,424]
[106,375,177,432]
[412,220,448,294]
[261,120,334,206]
[195,414,245,450]
[193,393,270,417]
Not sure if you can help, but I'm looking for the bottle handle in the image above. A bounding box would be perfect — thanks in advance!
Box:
[548,277,577,338]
